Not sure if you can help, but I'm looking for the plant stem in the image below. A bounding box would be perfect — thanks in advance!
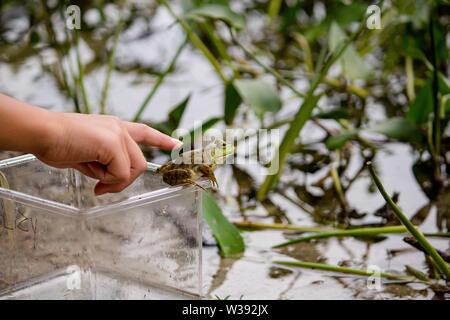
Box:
[232,33,305,98]
[429,12,442,183]
[258,24,365,200]
[330,156,348,212]
[42,0,79,112]
[274,260,416,282]
[405,56,415,101]
[233,221,332,232]
[268,0,282,24]
[132,38,188,122]
[292,33,314,73]
[424,232,450,238]
[100,22,123,115]
[405,265,431,282]
[74,30,91,114]
[160,0,227,82]
[367,161,450,280]
[273,226,409,248]
[201,22,238,79]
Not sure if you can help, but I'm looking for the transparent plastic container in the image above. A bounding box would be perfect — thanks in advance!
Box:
[0,154,203,299]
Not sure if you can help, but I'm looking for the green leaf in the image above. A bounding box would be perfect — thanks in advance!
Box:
[314,107,350,120]
[443,94,450,116]
[328,2,367,27]
[186,4,246,30]
[182,117,222,144]
[202,192,245,257]
[325,130,356,150]
[168,95,190,128]
[368,117,423,143]
[407,74,450,124]
[407,79,433,124]
[328,21,371,80]
[224,82,242,125]
[258,19,363,200]
[30,30,41,45]
[152,95,190,135]
[439,74,450,94]
[234,79,282,116]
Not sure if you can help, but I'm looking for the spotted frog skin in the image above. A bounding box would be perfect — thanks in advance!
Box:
[157,139,234,190]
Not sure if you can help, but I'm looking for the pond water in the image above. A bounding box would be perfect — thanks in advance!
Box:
[1,2,449,300]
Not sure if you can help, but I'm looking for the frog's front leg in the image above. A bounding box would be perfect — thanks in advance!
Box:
[198,165,218,187]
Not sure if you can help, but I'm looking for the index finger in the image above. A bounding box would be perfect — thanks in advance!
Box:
[124,122,182,150]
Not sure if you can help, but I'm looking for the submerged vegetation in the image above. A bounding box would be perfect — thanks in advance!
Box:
[1,0,450,298]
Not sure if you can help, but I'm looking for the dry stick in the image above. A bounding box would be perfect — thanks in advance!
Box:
[403,236,450,263]
[132,38,188,122]
[367,161,450,280]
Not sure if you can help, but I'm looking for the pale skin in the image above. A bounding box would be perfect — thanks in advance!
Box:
[0,93,181,195]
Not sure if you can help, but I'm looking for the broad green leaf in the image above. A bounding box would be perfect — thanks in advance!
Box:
[224,82,242,125]
[202,192,245,257]
[329,2,367,27]
[407,74,450,124]
[325,130,356,150]
[368,117,423,143]
[407,79,433,124]
[151,122,173,135]
[234,79,282,116]
[328,21,371,80]
[186,4,245,30]
[152,95,190,135]
[182,117,222,144]
[168,94,190,128]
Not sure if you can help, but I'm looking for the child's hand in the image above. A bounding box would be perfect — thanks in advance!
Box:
[0,94,178,195]
[37,113,181,195]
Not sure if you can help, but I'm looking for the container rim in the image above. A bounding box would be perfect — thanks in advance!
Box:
[0,154,208,215]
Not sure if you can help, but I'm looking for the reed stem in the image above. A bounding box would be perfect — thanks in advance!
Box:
[367,161,450,280]
[274,260,416,282]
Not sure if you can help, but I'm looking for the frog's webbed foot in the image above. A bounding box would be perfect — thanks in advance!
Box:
[210,175,218,188]
[198,165,218,188]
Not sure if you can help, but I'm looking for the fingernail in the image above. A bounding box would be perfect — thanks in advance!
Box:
[171,138,183,147]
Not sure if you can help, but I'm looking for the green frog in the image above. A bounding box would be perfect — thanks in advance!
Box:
[157,139,235,190]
